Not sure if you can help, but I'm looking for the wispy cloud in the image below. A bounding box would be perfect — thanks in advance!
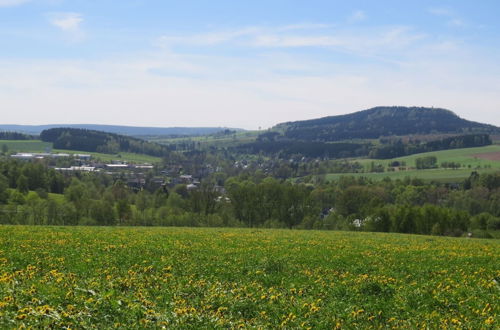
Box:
[349,10,366,22]
[156,27,258,48]
[428,7,465,27]
[277,23,333,31]
[156,24,426,59]
[48,12,85,41]
[250,26,424,51]
[428,7,454,17]
[0,0,30,7]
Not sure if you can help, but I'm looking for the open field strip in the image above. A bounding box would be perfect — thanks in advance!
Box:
[0,140,52,153]
[0,226,498,328]
[52,150,161,164]
[0,140,161,163]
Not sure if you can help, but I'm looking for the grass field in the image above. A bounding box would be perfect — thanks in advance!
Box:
[0,226,497,328]
[324,145,500,182]
[359,145,500,170]
[0,140,52,153]
[151,131,260,150]
[0,140,161,163]
[52,149,161,164]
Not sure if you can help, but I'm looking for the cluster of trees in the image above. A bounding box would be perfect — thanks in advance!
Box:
[369,134,492,159]
[1,158,499,237]
[236,141,370,159]
[40,128,171,157]
[0,132,34,140]
[415,156,438,170]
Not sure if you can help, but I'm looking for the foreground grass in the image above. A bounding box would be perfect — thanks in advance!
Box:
[0,226,498,328]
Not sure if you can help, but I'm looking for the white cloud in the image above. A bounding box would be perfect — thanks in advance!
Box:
[1,43,499,130]
[428,7,454,17]
[0,0,30,7]
[349,10,366,22]
[156,24,426,60]
[428,7,466,28]
[0,22,498,129]
[156,27,258,48]
[251,26,424,52]
[448,19,464,27]
[48,12,85,41]
[278,23,333,31]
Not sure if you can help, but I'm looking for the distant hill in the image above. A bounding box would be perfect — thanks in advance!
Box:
[0,124,243,137]
[40,128,171,157]
[275,106,500,141]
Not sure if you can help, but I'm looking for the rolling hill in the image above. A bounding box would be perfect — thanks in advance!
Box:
[275,106,500,141]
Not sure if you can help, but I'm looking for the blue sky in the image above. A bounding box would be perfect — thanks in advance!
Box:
[1,0,499,129]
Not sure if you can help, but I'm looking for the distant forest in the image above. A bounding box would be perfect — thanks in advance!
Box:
[276,107,499,142]
[40,128,171,157]
[0,132,34,140]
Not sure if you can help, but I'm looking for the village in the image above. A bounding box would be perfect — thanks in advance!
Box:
[9,152,210,192]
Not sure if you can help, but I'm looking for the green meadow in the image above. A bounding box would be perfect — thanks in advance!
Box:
[0,226,497,328]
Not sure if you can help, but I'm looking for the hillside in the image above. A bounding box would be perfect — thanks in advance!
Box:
[39,127,171,157]
[275,106,500,141]
[0,124,242,137]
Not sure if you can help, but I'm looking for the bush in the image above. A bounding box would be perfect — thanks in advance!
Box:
[486,216,500,230]
[470,213,493,230]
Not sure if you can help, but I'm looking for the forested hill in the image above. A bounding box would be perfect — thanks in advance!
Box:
[276,106,500,141]
[40,128,170,157]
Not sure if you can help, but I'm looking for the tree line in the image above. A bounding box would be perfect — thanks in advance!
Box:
[0,159,499,237]
[0,131,34,140]
[40,128,171,157]
[369,134,492,159]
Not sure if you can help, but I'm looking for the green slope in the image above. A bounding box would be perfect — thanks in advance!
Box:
[1,139,161,163]
[324,145,500,182]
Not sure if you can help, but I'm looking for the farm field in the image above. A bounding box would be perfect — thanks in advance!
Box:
[0,226,498,328]
[0,140,161,163]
